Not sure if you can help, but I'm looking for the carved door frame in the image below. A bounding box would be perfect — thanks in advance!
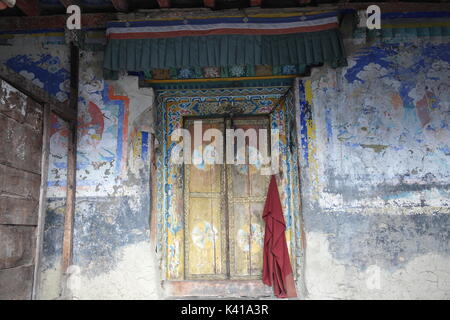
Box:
[154,87,303,297]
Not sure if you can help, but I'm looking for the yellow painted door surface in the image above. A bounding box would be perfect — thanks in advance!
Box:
[227,117,270,279]
[184,116,270,280]
[184,118,226,279]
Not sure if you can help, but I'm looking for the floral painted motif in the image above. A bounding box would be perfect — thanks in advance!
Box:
[178,68,195,79]
[282,65,298,75]
[191,221,219,249]
[203,67,221,78]
[229,65,246,77]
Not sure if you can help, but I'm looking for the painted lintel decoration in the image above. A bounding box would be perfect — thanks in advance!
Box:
[103,11,347,82]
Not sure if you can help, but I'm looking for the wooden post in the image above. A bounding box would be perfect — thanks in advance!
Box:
[61,42,79,297]
[31,103,50,300]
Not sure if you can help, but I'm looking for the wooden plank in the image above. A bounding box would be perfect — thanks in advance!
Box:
[111,0,129,12]
[61,120,76,274]
[0,78,43,129]
[32,104,51,300]
[0,265,34,300]
[59,0,82,7]
[336,2,450,12]
[15,0,40,16]
[157,0,171,8]
[0,12,117,33]
[0,113,43,175]
[203,0,215,8]
[231,202,251,276]
[0,164,41,201]
[23,99,43,131]
[0,225,36,270]
[62,43,79,276]
[0,197,39,226]
[0,79,28,122]
[164,280,272,298]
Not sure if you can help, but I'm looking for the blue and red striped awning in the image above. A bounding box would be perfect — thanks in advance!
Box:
[106,11,340,39]
[103,11,347,79]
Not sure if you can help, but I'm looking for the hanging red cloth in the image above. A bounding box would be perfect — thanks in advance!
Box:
[262,175,297,298]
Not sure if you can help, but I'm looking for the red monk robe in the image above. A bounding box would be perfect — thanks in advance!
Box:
[262,175,297,298]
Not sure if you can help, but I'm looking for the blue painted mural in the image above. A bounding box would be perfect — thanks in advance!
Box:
[5,54,70,102]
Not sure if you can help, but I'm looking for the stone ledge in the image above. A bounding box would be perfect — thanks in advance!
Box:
[162,280,274,299]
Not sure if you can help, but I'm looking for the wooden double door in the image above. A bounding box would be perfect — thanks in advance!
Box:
[183,115,271,280]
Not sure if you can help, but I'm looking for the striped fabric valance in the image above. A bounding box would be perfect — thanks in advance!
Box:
[103,11,347,79]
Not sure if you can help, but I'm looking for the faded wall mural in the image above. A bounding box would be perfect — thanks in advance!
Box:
[5,54,70,102]
[300,38,450,299]
[1,22,449,299]
[62,53,157,298]
[303,40,450,210]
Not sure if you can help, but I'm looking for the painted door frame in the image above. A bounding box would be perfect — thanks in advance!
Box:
[153,86,304,297]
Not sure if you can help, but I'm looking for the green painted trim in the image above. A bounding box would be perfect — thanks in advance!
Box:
[143,77,295,90]
[103,29,347,79]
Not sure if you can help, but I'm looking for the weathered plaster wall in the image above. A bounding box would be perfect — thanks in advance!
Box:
[0,33,161,299]
[1,20,449,300]
[67,51,161,299]
[38,114,69,300]
[298,36,450,299]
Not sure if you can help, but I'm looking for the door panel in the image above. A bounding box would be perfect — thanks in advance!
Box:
[249,202,265,275]
[0,79,43,300]
[227,117,270,279]
[184,118,226,279]
[0,107,42,174]
[0,265,34,300]
[0,225,36,269]
[230,202,250,276]
[183,116,270,280]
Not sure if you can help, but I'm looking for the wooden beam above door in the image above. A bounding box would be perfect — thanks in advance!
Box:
[111,0,129,12]
[157,0,171,8]
[59,0,82,7]
[15,0,40,16]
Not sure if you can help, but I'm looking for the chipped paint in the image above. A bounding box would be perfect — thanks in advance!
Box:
[1,21,449,300]
[299,36,450,299]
